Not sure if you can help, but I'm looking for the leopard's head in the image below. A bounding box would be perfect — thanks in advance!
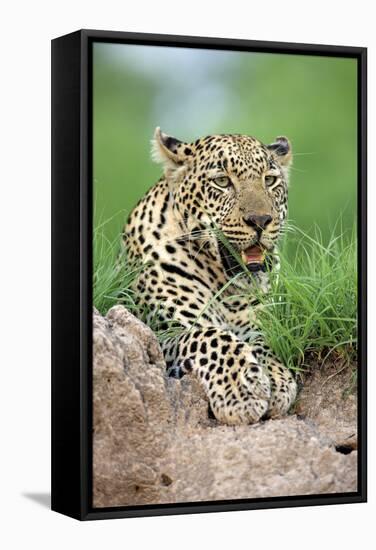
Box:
[152,128,292,277]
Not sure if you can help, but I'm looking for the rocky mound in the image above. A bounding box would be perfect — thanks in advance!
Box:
[93,306,357,508]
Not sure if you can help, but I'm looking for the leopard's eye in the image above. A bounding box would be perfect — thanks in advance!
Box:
[265,175,278,187]
[212,175,231,188]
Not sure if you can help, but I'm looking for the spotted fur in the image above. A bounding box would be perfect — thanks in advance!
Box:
[123,128,297,425]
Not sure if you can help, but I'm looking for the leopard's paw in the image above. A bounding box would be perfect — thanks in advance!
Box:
[208,358,271,425]
[265,362,297,418]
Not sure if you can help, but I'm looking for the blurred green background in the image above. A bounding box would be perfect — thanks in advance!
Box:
[93,43,357,244]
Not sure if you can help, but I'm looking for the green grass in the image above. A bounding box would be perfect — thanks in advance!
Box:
[93,219,357,372]
[93,222,143,315]
[253,225,357,370]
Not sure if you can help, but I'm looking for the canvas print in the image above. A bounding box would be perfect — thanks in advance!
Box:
[92,43,358,508]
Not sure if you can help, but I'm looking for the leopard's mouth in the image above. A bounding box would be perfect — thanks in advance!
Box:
[240,244,266,269]
[219,241,273,277]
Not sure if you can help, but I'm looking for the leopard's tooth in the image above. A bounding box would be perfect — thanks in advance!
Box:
[241,251,247,263]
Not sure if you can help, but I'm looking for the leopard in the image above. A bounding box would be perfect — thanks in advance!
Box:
[123,127,297,425]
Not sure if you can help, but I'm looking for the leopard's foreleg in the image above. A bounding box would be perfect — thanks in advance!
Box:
[162,326,272,425]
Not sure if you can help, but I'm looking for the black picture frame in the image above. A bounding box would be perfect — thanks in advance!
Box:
[51,29,367,521]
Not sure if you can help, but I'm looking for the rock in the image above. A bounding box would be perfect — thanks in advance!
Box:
[93,306,209,508]
[93,306,357,507]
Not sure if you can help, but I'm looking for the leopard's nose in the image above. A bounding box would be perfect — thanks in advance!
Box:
[243,213,272,230]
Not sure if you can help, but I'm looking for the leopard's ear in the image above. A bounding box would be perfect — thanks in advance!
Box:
[151,127,193,172]
[267,136,292,168]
